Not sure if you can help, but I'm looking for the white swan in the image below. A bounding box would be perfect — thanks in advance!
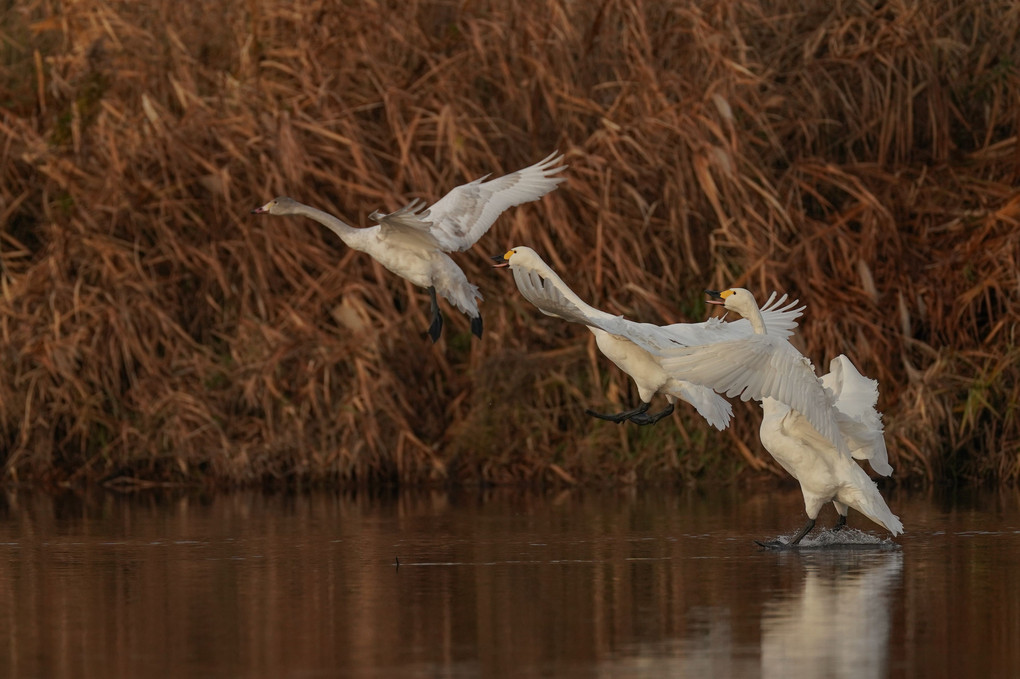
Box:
[492,247,804,429]
[657,288,852,457]
[758,354,902,547]
[252,152,566,342]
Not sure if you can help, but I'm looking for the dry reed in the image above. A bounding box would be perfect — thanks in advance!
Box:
[1,0,1019,487]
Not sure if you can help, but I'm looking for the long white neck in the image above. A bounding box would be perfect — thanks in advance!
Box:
[742,301,767,335]
[515,256,613,323]
[538,263,601,315]
[290,202,370,250]
[748,307,767,335]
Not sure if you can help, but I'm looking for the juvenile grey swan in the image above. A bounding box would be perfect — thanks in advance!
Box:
[252,152,566,342]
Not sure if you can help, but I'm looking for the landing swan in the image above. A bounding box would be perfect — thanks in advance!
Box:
[758,354,902,547]
[657,288,852,457]
[492,247,804,429]
[252,152,566,342]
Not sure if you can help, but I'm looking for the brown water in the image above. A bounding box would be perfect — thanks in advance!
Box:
[1,485,1018,678]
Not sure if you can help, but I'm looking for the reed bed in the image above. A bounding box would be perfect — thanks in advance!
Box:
[1,0,1018,487]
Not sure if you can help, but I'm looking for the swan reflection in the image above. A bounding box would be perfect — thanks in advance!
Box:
[761,549,903,678]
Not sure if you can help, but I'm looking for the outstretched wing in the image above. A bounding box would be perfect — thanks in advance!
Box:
[823,354,891,475]
[659,292,806,345]
[659,337,850,457]
[758,293,806,338]
[369,199,443,251]
[426,152,567,251]
[511,265,611,325]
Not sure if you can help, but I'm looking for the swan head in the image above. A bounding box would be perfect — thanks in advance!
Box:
[705,288,759,316]
[490,246,540,269]
[252,196,301,215]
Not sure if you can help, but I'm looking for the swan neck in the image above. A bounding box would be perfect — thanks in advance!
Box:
[746,306,767,335]
[534,261,599,314]
[294,203,359,245]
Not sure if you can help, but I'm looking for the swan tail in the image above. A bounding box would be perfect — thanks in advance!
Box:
[676,383,733,430]
[843,482,903,536]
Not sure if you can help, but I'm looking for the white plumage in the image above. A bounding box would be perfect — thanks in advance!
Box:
[759,354,902,545]
[493,247,804,429]
[656,288,852,458]
[252,152,566,342]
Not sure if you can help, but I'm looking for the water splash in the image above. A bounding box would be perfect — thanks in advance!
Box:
[759,528,900,551]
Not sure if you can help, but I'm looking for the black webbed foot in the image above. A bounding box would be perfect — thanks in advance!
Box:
[755,539,792,551]
[831,514,847,532]
[627,403,674,426]
[585,401,651,424]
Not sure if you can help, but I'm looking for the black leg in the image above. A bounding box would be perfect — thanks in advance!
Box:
[832,514,847,532]
[470,315,483,339]
[427,286,443,343]
[756,517,817,550]
[585,401,651,424]
[628,402,674,426]
[788,518,817,545]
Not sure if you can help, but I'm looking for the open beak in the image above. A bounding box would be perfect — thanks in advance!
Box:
[251,205,268,214]
[491,254,510,268]
[705,289,725,305]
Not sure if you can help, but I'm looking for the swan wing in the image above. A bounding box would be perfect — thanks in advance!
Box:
[758,292,806,338]
[426,152,567,252]
[369,199,443,251]
[659,337,850,456]
[655,293,805,345]
[823,355,891,475]
[511,265,603,325]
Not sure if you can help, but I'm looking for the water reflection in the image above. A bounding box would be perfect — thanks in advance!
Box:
[0,487,1018,678]
[761,550,903,678]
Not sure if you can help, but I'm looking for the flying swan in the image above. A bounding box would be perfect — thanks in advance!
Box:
[492,247,804,430]
[252,152,566,342]
[757,353,902,547]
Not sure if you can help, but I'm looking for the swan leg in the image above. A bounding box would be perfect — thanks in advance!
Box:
[470,315,483,339]
[585,401,651,424]
[831,514,847,532]
[427,286,443,343]
[788,518,816,545]
[628,402,674,426]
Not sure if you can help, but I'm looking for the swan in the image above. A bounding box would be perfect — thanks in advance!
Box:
[757,353,902,547]
[252,152,566,342]
[656,288,852,457]
[492,247,804,429]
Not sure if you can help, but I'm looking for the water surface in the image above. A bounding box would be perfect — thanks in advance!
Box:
[1,486,1018,677]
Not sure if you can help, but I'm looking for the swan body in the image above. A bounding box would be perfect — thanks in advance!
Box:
[657,288,851,457]
[760,355,902,543]
[493,247,804,430]
[252,152,566,341]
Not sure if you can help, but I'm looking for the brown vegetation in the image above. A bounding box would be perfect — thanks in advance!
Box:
[1,0,1018,487]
